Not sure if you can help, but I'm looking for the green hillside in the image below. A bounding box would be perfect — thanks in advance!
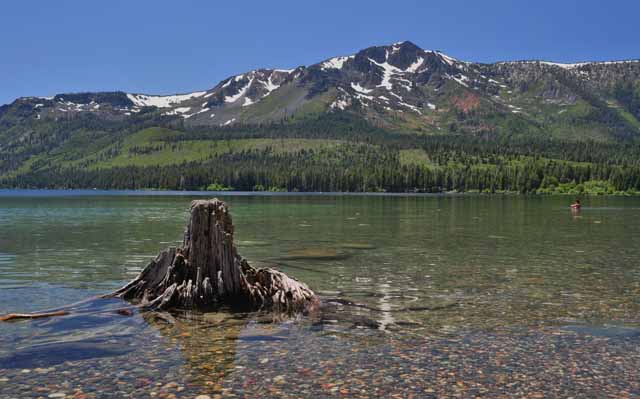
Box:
[2,41,640,193]
[2,121,640,195]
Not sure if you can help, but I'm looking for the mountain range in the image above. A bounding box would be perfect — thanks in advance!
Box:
[1,41,640,192]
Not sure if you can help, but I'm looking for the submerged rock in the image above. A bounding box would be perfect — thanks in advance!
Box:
[236,240,271,247]
[281,248,350,261]
[340,242,376,250]
[0,341,131,369]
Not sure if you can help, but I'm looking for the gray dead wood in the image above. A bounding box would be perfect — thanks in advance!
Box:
[109,199,318,312]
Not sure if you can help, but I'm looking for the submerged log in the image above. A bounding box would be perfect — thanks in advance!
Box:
[0,310,69,322]
[109,199,318,313]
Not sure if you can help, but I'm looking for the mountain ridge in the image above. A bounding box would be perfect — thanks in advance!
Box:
[2,41,640,193]
[10,40,639,105]
[4,40,639,144]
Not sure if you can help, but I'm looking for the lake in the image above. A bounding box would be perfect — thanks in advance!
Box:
[0,191,638,398]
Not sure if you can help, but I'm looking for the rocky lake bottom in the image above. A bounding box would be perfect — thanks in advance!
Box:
[0,192,638,398]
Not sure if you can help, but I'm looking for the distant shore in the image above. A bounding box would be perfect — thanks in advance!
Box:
[0,188,638,197]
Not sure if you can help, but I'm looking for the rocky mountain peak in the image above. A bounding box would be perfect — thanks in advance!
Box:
[2,41,639,140]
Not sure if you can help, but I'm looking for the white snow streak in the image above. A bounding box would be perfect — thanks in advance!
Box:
[388,91,403,101]
[405,57,424,73]
[321,56,353,70]
[436,51,459,66]
[224,78,254,103]
[163,107,191,117]
[184,108,210,119]
[445,73,469,87]
[368,58,403,90]
[350,83,373,94]
[330,98,350,110]
[501,60,639,70]
[399,102,422,114]
[260,76,280,98]
[127,92,206,108]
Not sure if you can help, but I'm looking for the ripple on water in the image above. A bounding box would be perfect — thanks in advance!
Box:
[0,194,639,396]
[0,253,16,265]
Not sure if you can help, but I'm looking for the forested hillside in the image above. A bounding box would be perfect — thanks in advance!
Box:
[3,119,640,194]
[2,41,640,193]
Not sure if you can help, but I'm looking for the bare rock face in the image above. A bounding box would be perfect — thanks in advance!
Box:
[110,199,318,313]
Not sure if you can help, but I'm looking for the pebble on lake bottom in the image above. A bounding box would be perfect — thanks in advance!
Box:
[1,320,639,399]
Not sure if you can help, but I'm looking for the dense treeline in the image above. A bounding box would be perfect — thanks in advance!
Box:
[5,143,640,194]
[0,111,172,175]
[3,111,640,193]
[614,82,640,121]
[174,114,640,166]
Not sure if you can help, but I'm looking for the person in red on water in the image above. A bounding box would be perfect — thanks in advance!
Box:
[570,199,582,210]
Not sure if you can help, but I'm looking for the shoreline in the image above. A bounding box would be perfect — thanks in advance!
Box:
[0,188,638,197]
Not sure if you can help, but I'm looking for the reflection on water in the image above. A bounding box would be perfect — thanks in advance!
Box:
[0,193,639,397]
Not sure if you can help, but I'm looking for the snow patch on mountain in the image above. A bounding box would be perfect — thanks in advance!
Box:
[260,76,280,98]
[127,92,206,108]
[391,43,405,55]
[499,60,639,70]
[435,51,459,66]
[163,107,192,117]
[368,58,403,90]
[399,101,422,114]
[330,98,350,110]
[222,118,236,126]
[224,78,253,103]
[394,76,413,91]
[351,83,373,94]
[388,91,403,101]
[354,92,374,102]
[445,73,470,88]
[184,108,210,119]
[406,57,425,73]
[321,56,353,71]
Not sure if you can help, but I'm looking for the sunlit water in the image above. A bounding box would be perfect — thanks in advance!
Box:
[0,191,638,397]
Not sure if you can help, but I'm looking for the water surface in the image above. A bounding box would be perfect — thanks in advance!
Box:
[0,192,638,397]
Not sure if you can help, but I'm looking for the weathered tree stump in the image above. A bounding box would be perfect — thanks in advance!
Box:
[109,199,318,313]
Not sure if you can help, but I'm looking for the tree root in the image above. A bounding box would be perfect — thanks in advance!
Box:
[107,199,318,313]
[2,199,318,322]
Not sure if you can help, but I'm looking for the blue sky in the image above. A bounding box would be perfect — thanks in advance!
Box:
[1,0,638,105]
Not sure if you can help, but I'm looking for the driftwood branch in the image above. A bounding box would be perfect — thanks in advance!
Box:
[0,310,69,322]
